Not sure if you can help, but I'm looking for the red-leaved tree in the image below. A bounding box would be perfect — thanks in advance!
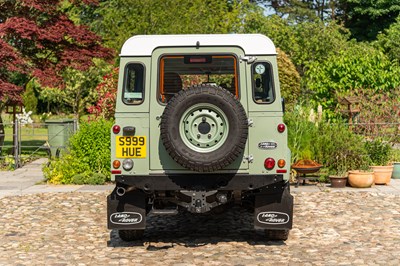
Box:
[87,68,118,120]
[0,0,114,148]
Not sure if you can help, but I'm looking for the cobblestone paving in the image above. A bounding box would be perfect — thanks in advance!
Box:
[0,191,399,265]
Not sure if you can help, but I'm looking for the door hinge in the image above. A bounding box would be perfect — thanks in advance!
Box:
[240,55,257,64]
[244,154,254,163]
[248,119,254,127]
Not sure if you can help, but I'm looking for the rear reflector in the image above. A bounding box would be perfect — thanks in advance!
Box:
[277,124,286,133]
[112,125,121,134]
[276,169,287,173]
[111,170,121,174]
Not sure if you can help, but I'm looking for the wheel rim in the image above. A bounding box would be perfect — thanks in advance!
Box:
[179,103,229,153]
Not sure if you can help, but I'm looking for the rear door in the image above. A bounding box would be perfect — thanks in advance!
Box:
[149,46,249,172]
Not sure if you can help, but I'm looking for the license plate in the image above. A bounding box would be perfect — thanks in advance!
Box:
[116,136,146,158]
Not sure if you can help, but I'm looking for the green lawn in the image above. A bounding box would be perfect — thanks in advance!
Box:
[2,126,49,157]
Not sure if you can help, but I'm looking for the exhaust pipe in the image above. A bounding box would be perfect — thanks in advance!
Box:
[116,186,135,196]
[116,187,126,196]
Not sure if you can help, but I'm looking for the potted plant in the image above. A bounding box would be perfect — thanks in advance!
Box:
[365,138,393,185]
[329,170,348,188]
[328,155,348,188]
[390,149,400,179]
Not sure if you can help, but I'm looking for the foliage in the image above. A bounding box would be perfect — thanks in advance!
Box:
[303,43,400,116]
[276,48,301,108]
[252,0,334,22]
[81,0,248,51]
[285,105,319,163]
[22,81,38,114]
[43,119,112,184]
[88,68,118,120]
[0,0,113,150]
[285,105,371,174]
[0,0,113,104]
[344,87,400,143]
[364,138,392,166]
[335,0,400,41]
[37,60,113,117]
[313,121,371,173]
[375,15,400,62]
[253,1,400,41]
[242,14,350,75]
[390,149,400,162]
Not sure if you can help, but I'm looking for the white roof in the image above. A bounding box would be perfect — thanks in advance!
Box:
[120,34,276,56]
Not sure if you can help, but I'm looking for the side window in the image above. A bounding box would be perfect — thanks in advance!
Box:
[252,62,275,104]
[123,63,145,104]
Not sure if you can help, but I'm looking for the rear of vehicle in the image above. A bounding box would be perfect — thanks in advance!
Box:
[107,34,293,241]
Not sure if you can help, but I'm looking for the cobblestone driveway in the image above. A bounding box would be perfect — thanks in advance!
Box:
[0,191,399,265]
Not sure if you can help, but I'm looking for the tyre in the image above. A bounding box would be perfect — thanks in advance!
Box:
[265,229,289,241]
[118,229,144,242]
[160,84,248,172]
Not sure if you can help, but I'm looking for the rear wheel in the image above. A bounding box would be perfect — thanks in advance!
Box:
[118,229,144,242]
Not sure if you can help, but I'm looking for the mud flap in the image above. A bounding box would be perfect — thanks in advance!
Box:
[254,182,293,230]
[107,187,146,230]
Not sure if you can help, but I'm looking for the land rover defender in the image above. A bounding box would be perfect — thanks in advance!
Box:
[107,34,293,241]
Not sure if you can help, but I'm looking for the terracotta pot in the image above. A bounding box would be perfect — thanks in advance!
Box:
[371,165,393,185]
[348,170,374,188]
[392,162,400,179]
[329,176,347,188]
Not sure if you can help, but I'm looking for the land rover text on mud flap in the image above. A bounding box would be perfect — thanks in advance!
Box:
[108,34,293,241]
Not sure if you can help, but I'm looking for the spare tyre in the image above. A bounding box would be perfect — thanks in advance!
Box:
[160,84,248,172]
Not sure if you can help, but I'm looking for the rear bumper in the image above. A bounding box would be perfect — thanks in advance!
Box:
[115,173,284,191]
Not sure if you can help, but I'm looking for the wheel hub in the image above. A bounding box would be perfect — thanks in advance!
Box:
[180,104,229,152]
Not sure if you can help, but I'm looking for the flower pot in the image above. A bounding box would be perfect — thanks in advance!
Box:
[371,165,393,185]
[392,162,400,179]
[348,170,374,188]
[329,176,347,188]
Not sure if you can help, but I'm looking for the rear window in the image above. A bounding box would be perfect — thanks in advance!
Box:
[159,55,238,103]
[123,63,145,104]
[252,62,275,104]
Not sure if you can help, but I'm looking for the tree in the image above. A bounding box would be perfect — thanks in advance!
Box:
[335,0,400,41]
[375,15,400,62]
[87,68,119,120]
[252,0,340,21]
[0,0,114,147]
[82,0,247,51]
[241,13,350,75]
[303,42,400,116]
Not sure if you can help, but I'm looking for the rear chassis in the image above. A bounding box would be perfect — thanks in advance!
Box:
[107,173,293,233]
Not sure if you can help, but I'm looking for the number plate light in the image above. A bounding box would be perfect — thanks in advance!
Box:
[122,159,134,171]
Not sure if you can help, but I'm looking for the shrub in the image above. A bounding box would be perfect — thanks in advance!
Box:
[43,119,112,184]
[87,68,118,120]
[364,138,392,166]
[313,121,371,173]
[285,105,371,175]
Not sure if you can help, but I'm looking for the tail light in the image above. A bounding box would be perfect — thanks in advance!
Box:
[113,125,121,134]
[264,158,275,170]
[277,159,286,168]
[277,124,286,133]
